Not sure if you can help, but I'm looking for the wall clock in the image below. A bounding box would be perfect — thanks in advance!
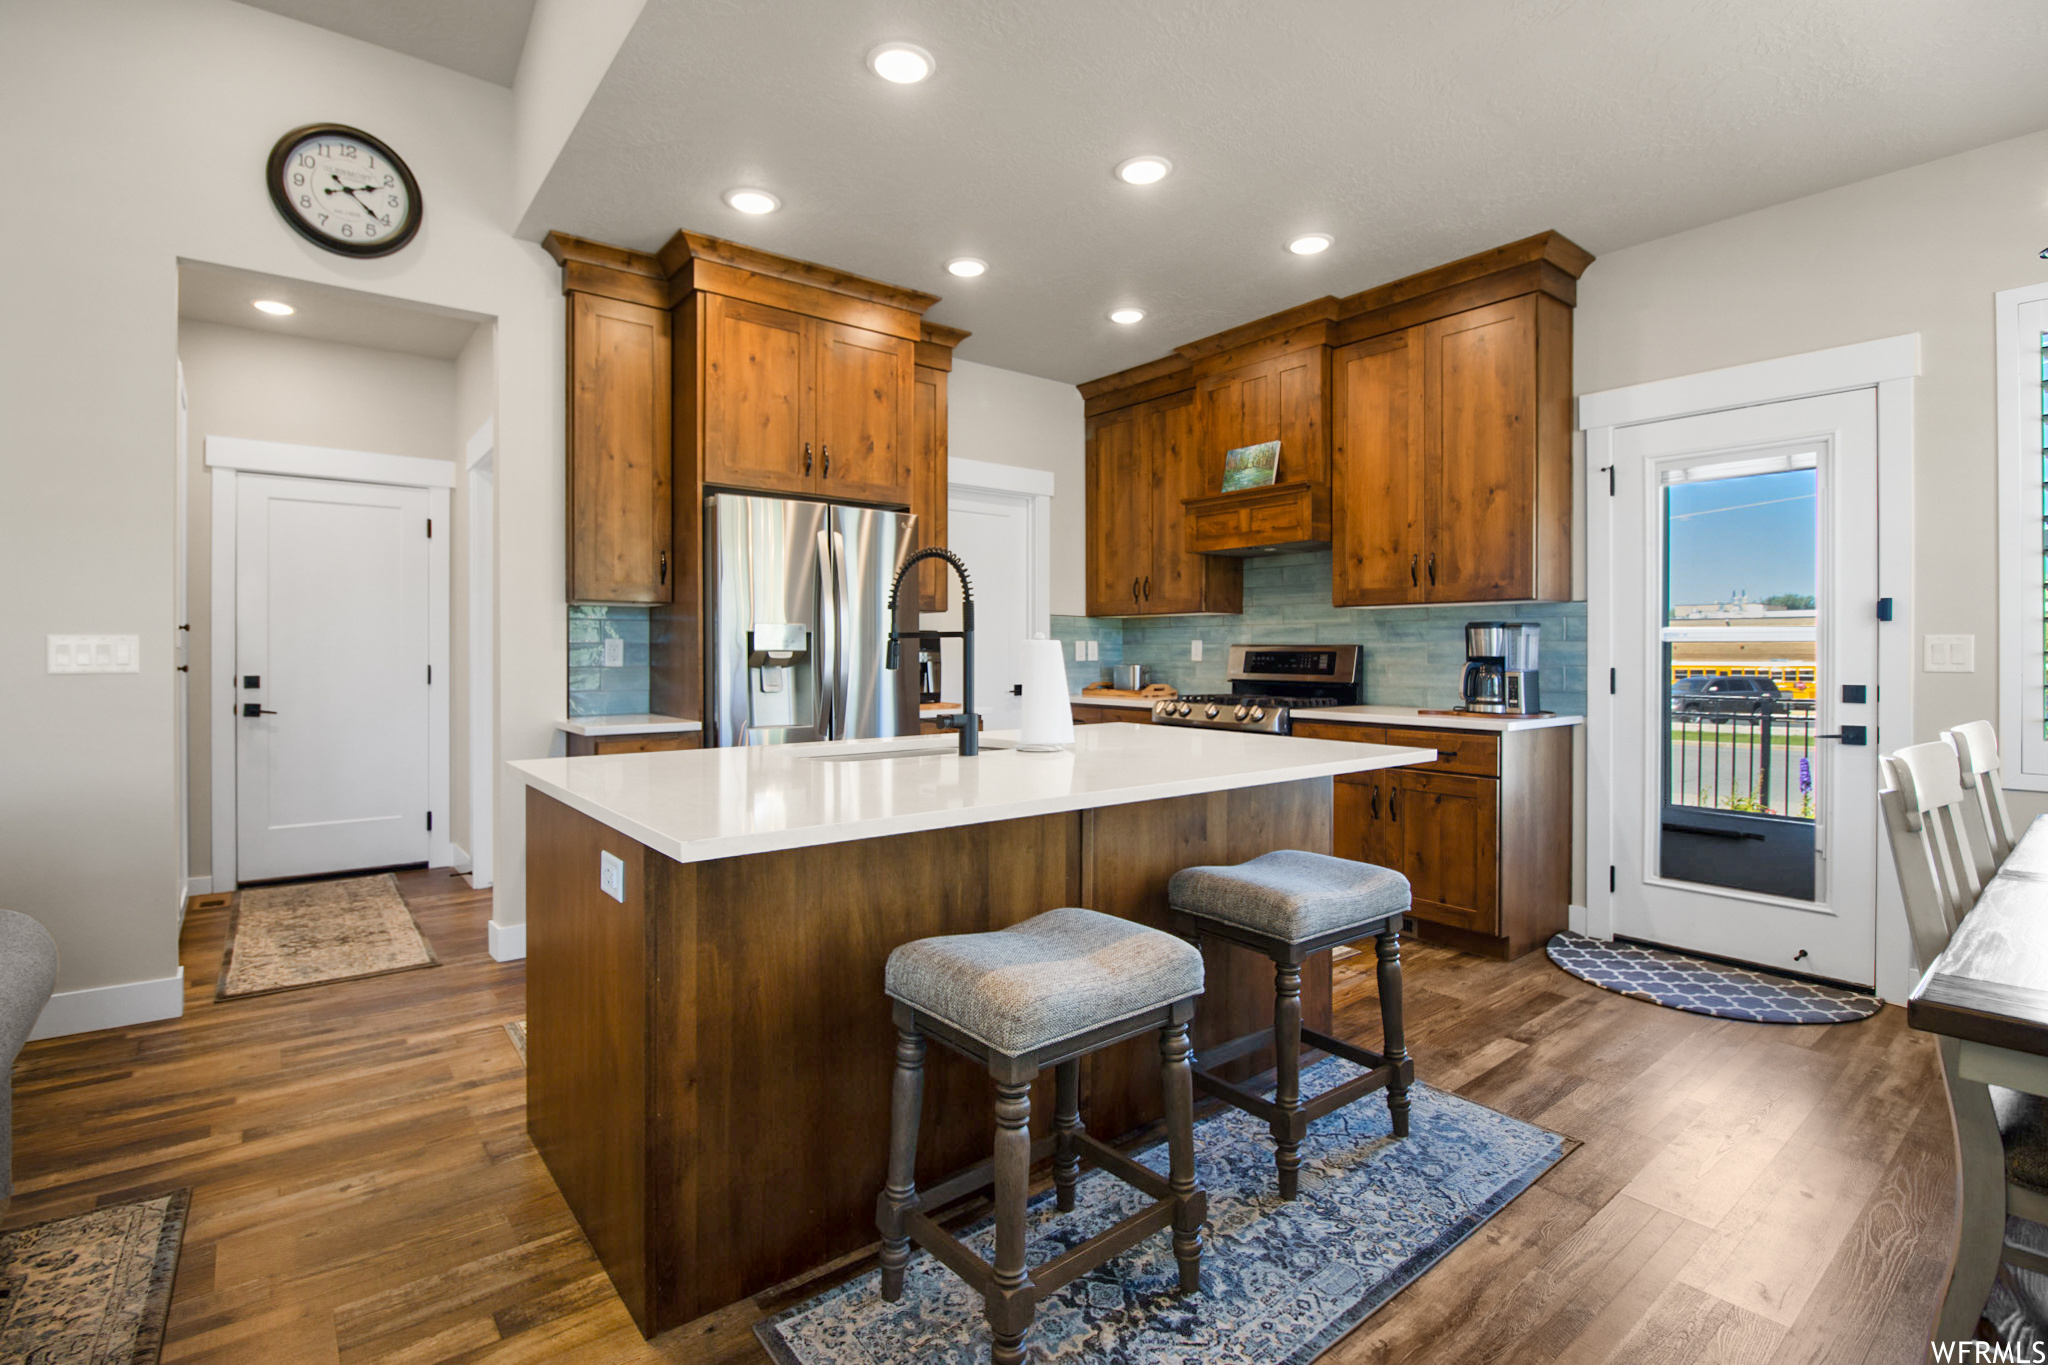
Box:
[266,124,422,257]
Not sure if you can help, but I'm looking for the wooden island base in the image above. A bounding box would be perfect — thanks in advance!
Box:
[525,778,1335,1337]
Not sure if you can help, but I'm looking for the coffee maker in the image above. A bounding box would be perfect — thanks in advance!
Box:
[1460,622,1541,714]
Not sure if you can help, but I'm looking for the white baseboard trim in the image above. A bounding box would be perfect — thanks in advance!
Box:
[182,876,212,899]
[30,968,185,1042]
[487,919,525,962]
[449,843,471,875]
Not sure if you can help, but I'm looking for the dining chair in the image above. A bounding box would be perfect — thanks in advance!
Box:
[1946,719,2019,883]
[1884,744,2048,1342]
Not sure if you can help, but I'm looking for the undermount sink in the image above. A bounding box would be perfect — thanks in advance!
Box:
[808,738,1013,762]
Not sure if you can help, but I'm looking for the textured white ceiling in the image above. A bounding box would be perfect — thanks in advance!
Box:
[233,0,537,86]
[178,260,488,359]
[522,0,2048,382]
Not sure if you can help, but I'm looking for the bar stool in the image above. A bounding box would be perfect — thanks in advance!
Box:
[877,907,1208,1365]
[1169,849,1413,1200]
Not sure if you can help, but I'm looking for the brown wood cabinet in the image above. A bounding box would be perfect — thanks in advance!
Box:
[1293,719,1572,959]
[1333,293,1572,605]
[1069,703,1155,725]
[1183,481,1330,556]
[564,731,703,757]
[566,293,673,604]
[1084,390,1241,617]
[1194,344,1330,490]
[908,325,966,613]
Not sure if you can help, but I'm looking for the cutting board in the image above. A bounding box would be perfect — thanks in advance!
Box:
[1082,683,1178,701]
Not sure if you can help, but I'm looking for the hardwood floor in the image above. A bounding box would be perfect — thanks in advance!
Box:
[7,872,1953,1362]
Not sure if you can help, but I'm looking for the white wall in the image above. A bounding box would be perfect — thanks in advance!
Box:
[511,0,648,232]
[0,0,564,1018]
[1576,124,2048,830]
[177,321,460,879]
[450,325,496,860]
[947,359,1087,616]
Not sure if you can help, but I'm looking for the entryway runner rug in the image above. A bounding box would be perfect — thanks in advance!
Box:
[505,1019,527,1064]
[1546,930,1879,1024]
[217,873,440,1000]
[0,1189,189,1363]
[755,1060,1565,1365]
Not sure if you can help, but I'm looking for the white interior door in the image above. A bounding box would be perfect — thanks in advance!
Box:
[1610,390,1881,986]
[942,487,1032,731]
[175,363,190,909]
[236,473,431,881]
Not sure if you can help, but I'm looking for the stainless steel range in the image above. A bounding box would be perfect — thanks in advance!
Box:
[1150,645,1362,735]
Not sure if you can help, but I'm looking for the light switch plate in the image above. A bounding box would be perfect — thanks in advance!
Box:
[1084,641,1098,661]
[599,850,625,903]
[1924,634,1975,673]
[1190,639,1204,662]
[602,637,625,668]
[47,634,140,674]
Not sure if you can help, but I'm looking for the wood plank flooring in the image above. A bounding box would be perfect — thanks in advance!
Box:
[6,871,1954,1362]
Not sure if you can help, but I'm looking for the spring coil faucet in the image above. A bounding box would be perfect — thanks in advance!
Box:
[886,548,978,756]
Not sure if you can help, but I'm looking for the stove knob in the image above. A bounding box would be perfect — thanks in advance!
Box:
[1204,703,1220,719]
[1234,705,1249,721]
[1175,702,1191,717]
[1250,706,1265,722]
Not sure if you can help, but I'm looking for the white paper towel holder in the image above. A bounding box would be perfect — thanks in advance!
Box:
[1017,635,1075,752]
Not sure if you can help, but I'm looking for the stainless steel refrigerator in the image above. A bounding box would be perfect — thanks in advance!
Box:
[704,492,920,747]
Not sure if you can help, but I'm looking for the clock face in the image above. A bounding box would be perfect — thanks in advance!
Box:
[267,125,421,257]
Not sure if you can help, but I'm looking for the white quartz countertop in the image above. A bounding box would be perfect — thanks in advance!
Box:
[1299,705,1584,733]
[557,714,703,737]
[512,724,1434,864]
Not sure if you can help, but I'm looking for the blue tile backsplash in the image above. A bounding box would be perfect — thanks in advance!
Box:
[567,604,654,717]
[1056,549,1586,717]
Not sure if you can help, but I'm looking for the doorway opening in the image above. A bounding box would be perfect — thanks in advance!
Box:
[924,458,1055,733]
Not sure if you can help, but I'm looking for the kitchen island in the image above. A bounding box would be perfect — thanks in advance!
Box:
[512,723,1433,1336]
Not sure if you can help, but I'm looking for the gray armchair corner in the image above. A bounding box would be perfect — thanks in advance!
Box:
[0,910,58,1214]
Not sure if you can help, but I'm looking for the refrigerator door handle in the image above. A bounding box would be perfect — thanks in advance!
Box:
[815,527,839,741]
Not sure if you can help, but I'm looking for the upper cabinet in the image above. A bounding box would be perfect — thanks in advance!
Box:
[1084,387,1241,617]
[1194,342,1330,490]
[908,322,968,612]
[565,292,673,604]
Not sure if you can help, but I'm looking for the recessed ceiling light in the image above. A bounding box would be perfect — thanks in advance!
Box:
[1109,307,1145,325]
[946,257,987,278]
[867,42,935,84]
[252,299,294,316]
[1288,234,1333,255]
[723,188,781,215]
[1114,156,1172,186]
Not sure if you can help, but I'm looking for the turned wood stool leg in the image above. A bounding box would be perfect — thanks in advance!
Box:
[1377,923,1411,1138]
[988,1079,1035,1365]
[1053,1058,1082,1212]
[1272,958,1305,1199]
[877,1022,925,1301]
[1161,1018,1204,1293]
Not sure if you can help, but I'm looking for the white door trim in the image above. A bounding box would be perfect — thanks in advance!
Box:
[465,421,495,891]
[1581,336,1919,1002]
[207,438,452,890]
[948,457,1053,639]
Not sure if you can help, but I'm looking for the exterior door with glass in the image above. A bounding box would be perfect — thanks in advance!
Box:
[1609,390,1881,986]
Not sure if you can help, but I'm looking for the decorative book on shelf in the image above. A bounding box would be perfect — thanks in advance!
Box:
[1219,440,1281,492]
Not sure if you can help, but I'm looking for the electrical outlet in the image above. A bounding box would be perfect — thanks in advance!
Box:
[1190,639,1204,663]
[599,850,625,903]
[1924,634,1975,673]
[602,637,626,668]
[47,634,140,674]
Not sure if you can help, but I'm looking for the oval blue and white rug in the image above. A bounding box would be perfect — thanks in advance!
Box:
[1546,931,1880,1024]
[754,1059,1565,1365]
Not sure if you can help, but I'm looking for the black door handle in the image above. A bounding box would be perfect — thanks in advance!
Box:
[821,445,830,479]
[803,442,813,476]
[1370,785,1381,819]
[1409,554,1418,587]
[1011,684,1023,696]
[1817,727,1867,746]
[1389,788,1400,822]
[660,550,668,585]
[1143,576,1151,600]
[1426,553,1436,587]
[1132,578,1140,605]
[242,703,277,717]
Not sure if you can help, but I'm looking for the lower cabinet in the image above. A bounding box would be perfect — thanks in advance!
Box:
[565,732,703,757]
[1294,720,1571,959]
[1070,704,1156,726]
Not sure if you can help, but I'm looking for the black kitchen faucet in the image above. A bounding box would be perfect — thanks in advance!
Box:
[885,547,978,756]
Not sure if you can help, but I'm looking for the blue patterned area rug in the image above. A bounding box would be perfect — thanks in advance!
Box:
[1546,931,1880,1024]
[755,1060,1564,1364]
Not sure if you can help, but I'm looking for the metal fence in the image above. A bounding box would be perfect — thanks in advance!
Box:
[1666,700,1817,820]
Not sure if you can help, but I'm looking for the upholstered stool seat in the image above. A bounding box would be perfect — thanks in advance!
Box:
[1170,849,1414,1199]
[885,906,1205,1055]
[1169,849,1411,943]
[877,908,1208,1365]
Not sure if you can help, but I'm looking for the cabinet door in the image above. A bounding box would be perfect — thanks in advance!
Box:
[1387,769,1499,935]
[567,293,673,603]
[1331,329,1424,606]
[1144,391,1208,613]
[813,320,914,505]
[1423,296,1537,601]
[702,295,811,495]
[909,365,949,611]
[1196,348,1328,489]
[1332,774,1392,869]
[1085,407,1148,615]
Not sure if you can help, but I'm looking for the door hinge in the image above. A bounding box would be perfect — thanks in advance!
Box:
[426,811,433,831]
[1609,667,1616,695]
[1609,865,1617,893]
[427,664,432,684]
[1876,596,1893,621]
[1605,465,1615,496]
[426,518,433,538]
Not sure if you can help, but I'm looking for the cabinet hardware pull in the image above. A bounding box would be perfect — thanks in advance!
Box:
[1132,578,1140,605]
[1409,554,1418,587]
[659,550,668,585]
[821,445,830,478]
[1371,785,1381,819]
[1143,576,1150,600]
[1389,787,1400,822]
[1426,553,1436,587]
[804,442,813,476]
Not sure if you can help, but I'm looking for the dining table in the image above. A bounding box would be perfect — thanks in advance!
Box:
[1908,813,2048,1345]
